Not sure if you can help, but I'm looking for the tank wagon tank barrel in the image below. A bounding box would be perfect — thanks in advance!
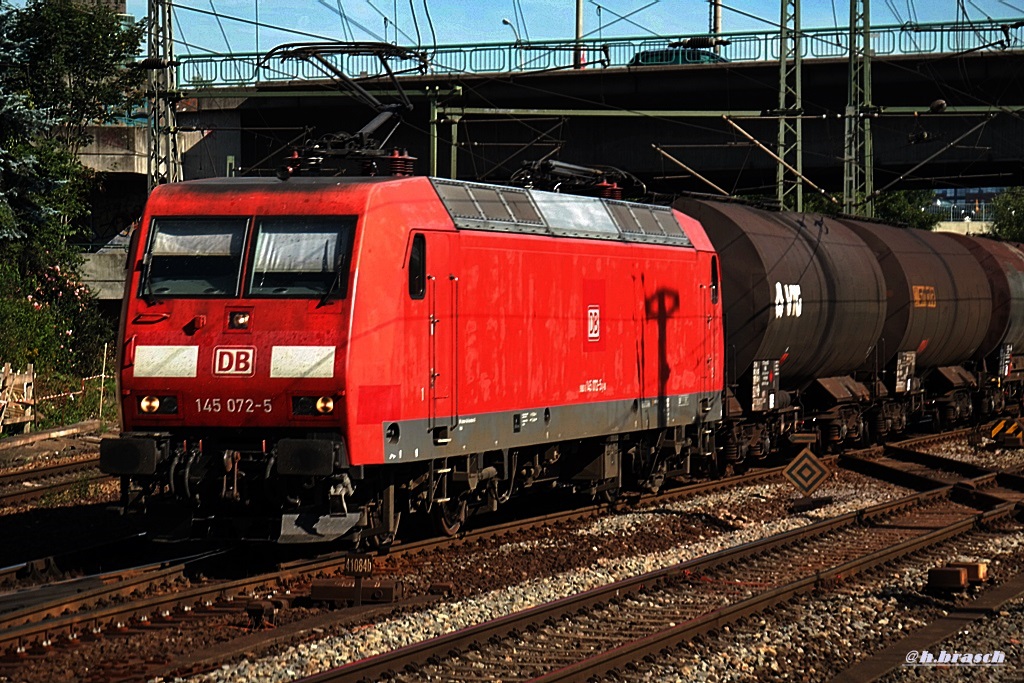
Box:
[674,196,1024,459]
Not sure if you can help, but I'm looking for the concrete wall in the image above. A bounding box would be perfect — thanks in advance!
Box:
[934,220,993,235]
[79,125,148,175]
[78,124,211,176]
[81,250,129,300]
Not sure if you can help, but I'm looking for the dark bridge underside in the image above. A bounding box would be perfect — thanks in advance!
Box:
[182,50,1024,196]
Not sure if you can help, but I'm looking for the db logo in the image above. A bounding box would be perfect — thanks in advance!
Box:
[587,305,601,341]
[214,347,256,376]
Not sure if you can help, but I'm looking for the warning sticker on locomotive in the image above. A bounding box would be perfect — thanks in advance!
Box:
[583,280,605,352]
[751,359,779,412]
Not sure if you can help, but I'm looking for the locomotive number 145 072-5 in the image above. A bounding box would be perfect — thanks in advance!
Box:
[195,398,273,413]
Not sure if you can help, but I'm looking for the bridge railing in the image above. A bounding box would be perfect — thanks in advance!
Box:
[175,18,1024,88]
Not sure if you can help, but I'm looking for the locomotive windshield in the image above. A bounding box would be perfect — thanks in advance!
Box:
[247,217,356,298]
[141,218,248,297]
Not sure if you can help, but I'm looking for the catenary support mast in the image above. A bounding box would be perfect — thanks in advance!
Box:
[147,0,181,191]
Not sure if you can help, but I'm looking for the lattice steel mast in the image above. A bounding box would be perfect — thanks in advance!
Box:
[843,0,874,216]
[776,0,803,211]
[147,0,181,191]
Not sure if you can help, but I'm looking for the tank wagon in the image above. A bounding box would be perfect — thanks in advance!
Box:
[676,198,1024,464]
[100,177,724,543]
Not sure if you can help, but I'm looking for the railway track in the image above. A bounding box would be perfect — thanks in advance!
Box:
[0,446,840,681]
[0,457,107,507]
[0,421,99,453]
[0,421,112,508]
[300,492,1017,682]
[1,427,1017,682]
[278,428,1022,683]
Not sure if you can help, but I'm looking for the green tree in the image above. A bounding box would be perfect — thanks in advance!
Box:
[10,0,145,265]
[0,1,46,240]
[991,187,1024,242]
[0,0,142,385]
[874,189,941,230]
[805,189,940,230]
[12,0,144,155]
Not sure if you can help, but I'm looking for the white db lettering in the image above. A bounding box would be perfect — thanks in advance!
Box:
[214,347,255,376]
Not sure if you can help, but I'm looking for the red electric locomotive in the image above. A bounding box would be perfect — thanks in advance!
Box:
[100,176,724,543]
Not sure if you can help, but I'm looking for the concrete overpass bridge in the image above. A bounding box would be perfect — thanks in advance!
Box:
[82,18,1024,298]
[174,18,1024,197]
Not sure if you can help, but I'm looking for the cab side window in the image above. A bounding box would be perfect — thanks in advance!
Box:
[409,234,426,299]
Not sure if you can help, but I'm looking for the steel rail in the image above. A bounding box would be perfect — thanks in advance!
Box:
[296,486,1006,682]
[533,504,1016,683]
[0,553,251,654]
[0,534,149,588]
[277,453,839,574]
[0,421,99,452]
[0,452,818,656]
[0,429,970,662]
[0,467,108,507]
[830,569,1024,682]
[0,457,101,489]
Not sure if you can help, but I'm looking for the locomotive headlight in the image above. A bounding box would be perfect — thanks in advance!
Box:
[292,395,335,416]
[229,311,251,329]
[138,395,178,415]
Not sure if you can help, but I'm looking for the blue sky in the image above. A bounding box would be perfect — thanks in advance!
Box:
[118,0,1024,56]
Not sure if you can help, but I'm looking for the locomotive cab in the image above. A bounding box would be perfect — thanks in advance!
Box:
[101,180,366,542]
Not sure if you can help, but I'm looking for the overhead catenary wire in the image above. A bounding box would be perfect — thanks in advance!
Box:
[419,0,437,55]
[651,144,730,196]
[314,0,383,42]
[362,0,418,44]
[866,115,997,199]
[584,0,663,38]
[408,0,422,47]
[174,3,348,48]
[583,1,663,40]
[208,0,234,53]
[514,0,530,41]
[335,0,355,42]
[171,1,1023,195]
[722,116,840,203]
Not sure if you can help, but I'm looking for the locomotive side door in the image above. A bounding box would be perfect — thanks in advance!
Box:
[704,255,721,401]
[425,232,459,443]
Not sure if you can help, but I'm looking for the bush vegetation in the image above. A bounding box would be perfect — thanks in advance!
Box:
[0,0,143,428]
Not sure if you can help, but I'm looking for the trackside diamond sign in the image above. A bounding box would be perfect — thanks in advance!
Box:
[783,447,830,496]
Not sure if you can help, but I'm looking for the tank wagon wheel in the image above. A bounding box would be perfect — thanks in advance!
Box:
[595,483,621,504]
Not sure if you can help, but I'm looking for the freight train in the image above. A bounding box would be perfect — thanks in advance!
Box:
[99,175,1024,544]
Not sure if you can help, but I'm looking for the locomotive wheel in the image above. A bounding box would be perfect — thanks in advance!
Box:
[361,511,402,550]
[433,497,468,536]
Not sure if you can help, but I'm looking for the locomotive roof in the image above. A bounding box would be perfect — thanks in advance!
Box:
[154,176,694,248]
[155,176,398,190]
[431,179,693,248]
